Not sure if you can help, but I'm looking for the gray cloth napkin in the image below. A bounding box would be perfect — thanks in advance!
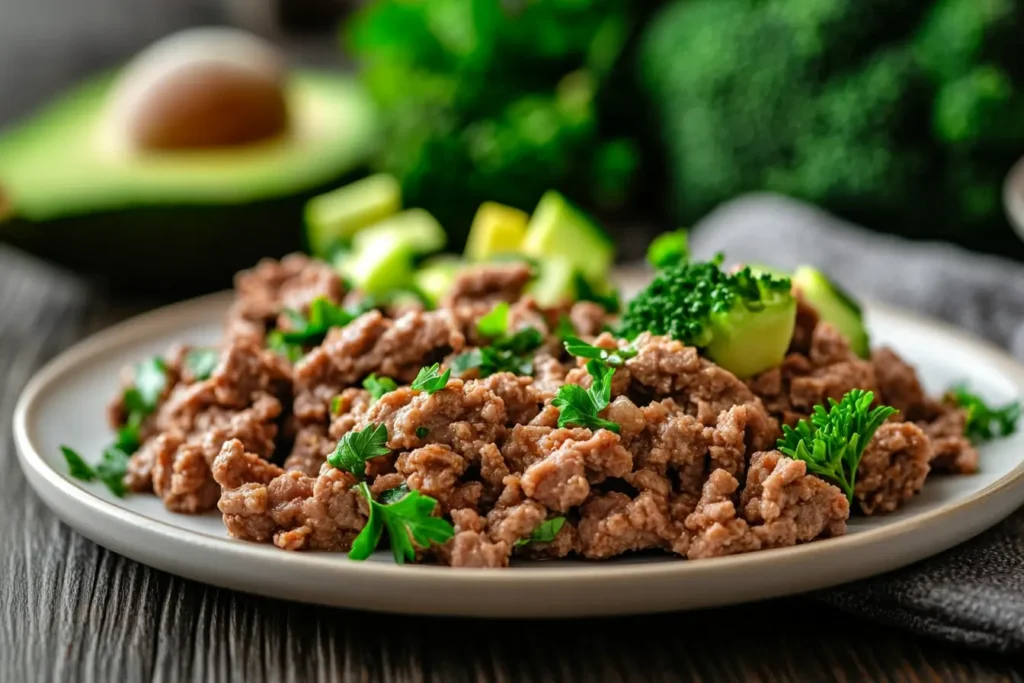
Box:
[7,193,1024,653]
[690,193,1024,653]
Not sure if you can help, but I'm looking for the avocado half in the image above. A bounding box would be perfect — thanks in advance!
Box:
[0,69,378,297]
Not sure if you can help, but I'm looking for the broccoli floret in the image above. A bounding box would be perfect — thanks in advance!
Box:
[639,0,1024,250]
[619,254,796,377]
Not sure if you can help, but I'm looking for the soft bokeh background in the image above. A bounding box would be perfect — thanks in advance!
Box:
[2,0,1023,301]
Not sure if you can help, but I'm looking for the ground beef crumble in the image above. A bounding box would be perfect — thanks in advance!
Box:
[107,254,991,564]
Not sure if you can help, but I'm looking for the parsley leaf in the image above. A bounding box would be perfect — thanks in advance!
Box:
[777,389,897,503]
[184,348,219,381]
[363,373,398,401]
[573,272,621,313]
[327,424,391,478]
[379,483,410,505]
[266,330,303,363]
[330,395,343,416]
[450,346,534,378]
[61,446,96,482]
[132,357,168,412]
[416,427,430,438]
[349,482,455,563]
[412,363,451,394]
[945,385,1021,442]
[552,360,620,433]
[476,302,510,338]
[515,517,566,547]
[563,336,637,367]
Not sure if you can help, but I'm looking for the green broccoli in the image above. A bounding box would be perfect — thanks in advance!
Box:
[618,254,796,377]
[345,0,643,245]
[639,0,1024,250]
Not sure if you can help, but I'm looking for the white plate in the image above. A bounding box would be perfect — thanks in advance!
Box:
[14,291,1024,617]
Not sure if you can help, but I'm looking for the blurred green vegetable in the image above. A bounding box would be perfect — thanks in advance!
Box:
[344,0,645,246]
[640,0,1024,249]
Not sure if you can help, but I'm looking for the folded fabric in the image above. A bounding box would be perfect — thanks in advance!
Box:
[691,193,1024,652]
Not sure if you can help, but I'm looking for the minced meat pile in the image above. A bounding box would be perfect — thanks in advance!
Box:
[109,254,980,566]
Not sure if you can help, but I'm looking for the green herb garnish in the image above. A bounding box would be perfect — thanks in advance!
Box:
[946,385,1021,442]
[777,389,897,503]
[451,303,544,378]
[515,517,566,547]
[183,348,219,381]
[477,302,511,338]
[61,445,130,498]
[416,427,430,438]
[563,336,637,367]
[412,363,451,394]
[379,483,411,505]
[348,482,455,564]
[327,424,391,478]
[266,330,303,363]
[555,314,576,342]
[363,373,399,401]
[552,360,620,433]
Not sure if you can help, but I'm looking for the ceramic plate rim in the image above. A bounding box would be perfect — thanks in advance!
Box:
[13,290,1024,612]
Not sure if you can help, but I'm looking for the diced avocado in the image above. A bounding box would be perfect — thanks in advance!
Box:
[521,190,614,282]
[705,294,798,378]
[792,266,870,358]
[337,239,414,297]
[529,257,576,307]
[744,263,791,279]
[465,201,528,262]
[414,256,465,306]
[305,174,401,258]
[351,208,446,255]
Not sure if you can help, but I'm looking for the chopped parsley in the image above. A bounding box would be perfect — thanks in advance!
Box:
[266,296,374,360]
[416,427,430,438]
[555,314,576,341]
[330,395,343,416]
[515,517,566,547]
[266,330,303,363]
[379,482,411,505]
[552,360,620,433]
[777,389,897,503]
[363,373,398,401]
[411,363,451,394]
[348,482,455,564]
[62,355,170,497]
[450,303,545,378]
[945,385,1021,443]
[183,348,219,381]
[327,424,391,478]
[61,445,131,498]
[563,336,637,367]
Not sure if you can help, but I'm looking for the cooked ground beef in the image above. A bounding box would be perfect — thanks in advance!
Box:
[107,254,987,565]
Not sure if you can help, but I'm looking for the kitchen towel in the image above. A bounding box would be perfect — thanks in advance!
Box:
[690,193,1024,653]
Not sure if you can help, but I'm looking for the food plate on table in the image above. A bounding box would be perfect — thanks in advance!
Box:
[14,184,1024,617]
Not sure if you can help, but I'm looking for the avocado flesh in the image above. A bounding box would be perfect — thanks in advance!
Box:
[521,190,614,282]
[337,210,446,297]
[529,257,576,307]
[792,266,870,358]
[305,173,401,259]
[0,71,378,297]
[705,295,798,378]
[465,202,528,262]
[414,256,465,307]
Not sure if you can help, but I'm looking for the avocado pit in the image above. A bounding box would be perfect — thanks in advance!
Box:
[104,27,291,152]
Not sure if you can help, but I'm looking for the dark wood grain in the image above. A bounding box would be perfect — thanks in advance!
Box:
[0,299,1023,683]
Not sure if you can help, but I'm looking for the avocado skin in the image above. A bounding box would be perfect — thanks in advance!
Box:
[0,171,363,300]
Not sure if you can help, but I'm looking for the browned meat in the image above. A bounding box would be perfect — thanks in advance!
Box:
[577,490,687,559]
[442,262,533,309]
[152,441,221,514]
[212,439,367,551]
[855,422,932,515]
[227,253,344,341]
[285,425,334,476]
[327,388,373,438]
[294,310,464,418]
[569,301,608,338]
[789,296,820,356]
[709,403,780,481]
[362,378,505,460]
[921,407,979,474]
[631,400,710,495]
[740,451,848,547]
[685,470,760,559]
[872,347,929,420]
[445,509,511,568]
[531,354,568,400]
[396,444,480,514]
[474,372,542,425]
